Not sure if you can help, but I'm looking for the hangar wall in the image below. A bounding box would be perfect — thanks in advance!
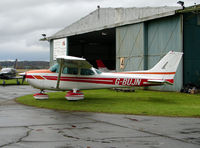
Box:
[116,15,183,91]
[147,15,183,91]
[50,38,68,66]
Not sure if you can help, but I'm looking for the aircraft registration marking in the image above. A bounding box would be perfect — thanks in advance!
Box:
[27,74,154,86]
[115,78,142,86]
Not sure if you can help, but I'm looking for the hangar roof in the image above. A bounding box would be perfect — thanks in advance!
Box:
[48,6,180,40]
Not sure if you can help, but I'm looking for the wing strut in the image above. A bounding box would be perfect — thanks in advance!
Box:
[56,59,64,89]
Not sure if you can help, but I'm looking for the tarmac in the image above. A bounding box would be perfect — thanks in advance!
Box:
[0,85,199,148]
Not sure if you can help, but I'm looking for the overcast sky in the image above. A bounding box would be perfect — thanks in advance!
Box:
[0,0,198,61]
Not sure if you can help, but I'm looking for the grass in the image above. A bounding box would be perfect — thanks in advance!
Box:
[16,89,200,117]
[0,79,28,85]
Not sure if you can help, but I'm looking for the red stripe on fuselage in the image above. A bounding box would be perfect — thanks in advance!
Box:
[42,76,115,85]
[114,72,176,75]
[34,75,45,80]
[26,75,173,86]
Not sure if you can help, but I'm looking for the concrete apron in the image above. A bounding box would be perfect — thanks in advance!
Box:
[0,85,199,148]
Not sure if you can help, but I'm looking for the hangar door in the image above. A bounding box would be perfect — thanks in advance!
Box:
[67,28,115,70]
[116,23,145,72]
[147,15,183,91]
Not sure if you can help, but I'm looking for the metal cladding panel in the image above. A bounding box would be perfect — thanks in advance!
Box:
[147,15,183,91]
[116,23,144,72]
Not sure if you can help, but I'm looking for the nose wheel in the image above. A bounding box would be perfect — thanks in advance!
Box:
[33,90,49,100]
[65,89,84,101]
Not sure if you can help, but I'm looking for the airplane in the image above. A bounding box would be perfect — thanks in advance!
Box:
[96,59,115,72]
[23,51,183,100]
[0,59,24,85]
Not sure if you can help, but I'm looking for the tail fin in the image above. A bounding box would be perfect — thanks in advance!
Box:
[96,60,110,72]
[14,59,18,69]
[96,60,106,69]
[149,51,183,73]
[147,51,183,84]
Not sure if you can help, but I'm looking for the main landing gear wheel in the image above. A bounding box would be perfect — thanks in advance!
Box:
[65,90,84,101]
[33,90,49,100]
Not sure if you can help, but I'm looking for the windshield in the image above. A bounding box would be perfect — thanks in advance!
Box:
[94,68,102,74]
[49,63,60,73]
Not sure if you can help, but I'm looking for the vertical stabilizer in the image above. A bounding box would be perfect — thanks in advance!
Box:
[149,51,183,73]
[146,51,183,84]
[14,59,18,69]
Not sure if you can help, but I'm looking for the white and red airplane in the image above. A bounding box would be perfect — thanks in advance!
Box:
[24,51,182,100]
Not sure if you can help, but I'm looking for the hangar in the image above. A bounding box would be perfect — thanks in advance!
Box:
[47,5,200,91]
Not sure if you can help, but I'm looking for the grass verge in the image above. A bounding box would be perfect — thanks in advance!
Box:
[16,89,200,117]
[0,79,28,85]
[0,69,30,85]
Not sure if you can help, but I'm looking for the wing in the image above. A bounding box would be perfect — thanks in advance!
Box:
[8,76,23,79]
[56,56,92,69]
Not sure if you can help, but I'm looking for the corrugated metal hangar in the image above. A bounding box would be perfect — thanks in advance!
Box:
[47,5,200,92]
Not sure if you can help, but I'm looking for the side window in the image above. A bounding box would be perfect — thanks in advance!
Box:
[80,68,94,75]
[62,67,78,75]
[62,67,68,74]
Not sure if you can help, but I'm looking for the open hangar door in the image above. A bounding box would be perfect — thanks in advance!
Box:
[68,28,116,70]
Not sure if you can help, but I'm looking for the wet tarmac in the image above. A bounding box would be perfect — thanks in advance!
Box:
[0,85,199,148]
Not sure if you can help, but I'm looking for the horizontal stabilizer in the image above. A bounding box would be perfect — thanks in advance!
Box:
[147,79,174,85]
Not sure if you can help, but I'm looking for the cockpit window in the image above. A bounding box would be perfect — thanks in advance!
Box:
[80,68,95,75]
[62,67,78,75]
[49,63,59,73]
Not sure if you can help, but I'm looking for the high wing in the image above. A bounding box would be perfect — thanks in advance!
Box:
[56,56,92,69]
[56,56,92,89]
[9,76,23,79]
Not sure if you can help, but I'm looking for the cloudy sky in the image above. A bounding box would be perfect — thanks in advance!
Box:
[0,0,198,61]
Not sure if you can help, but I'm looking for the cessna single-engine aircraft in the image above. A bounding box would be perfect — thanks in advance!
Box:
[0,68,23,85]
[0,59,24,85]
[24,51,182,100]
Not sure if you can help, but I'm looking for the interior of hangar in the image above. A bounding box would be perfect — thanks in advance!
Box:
[67,28,116,70]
